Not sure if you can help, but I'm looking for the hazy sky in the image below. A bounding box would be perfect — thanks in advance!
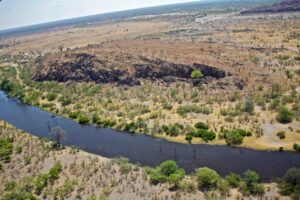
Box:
[0,0,198,30]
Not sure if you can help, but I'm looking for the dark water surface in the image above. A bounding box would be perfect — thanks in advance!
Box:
[0,91,299,181]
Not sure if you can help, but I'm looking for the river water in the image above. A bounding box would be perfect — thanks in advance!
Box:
[0,91,299,181]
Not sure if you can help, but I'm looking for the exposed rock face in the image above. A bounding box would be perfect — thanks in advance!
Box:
[33,52,226,86]
[240,0,300,14]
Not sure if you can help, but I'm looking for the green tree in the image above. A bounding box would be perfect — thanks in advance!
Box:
[191,70,204,79]
[160,160,177,176]
[196,167,220,190]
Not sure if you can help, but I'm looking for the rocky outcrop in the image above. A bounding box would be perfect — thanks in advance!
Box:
[33,52,226,86]
[240,0,300,14]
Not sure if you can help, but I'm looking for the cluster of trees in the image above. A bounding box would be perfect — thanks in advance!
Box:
[147,160,185,187]
[123,118,147,133]
[221,129,252,145]
[185,122,216,143]
[0,79,25,100]
[147,160,266,197]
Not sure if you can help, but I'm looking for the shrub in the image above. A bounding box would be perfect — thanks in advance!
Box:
[78,114,89,124]
[277,131,286,140]
[277,107,293,124]
[196,167,220,190]
[149,168,168,185]
[148,160,185,186]
[46,93,57,101]
[217,179,230,196]
[194,129,216,142]
[0,78,13,93]
[69,111,80,119]
[280,168,300,199]
[194,122,209,130]
[244,97,254,114]
[225,173,241,187]
[293,143,300,152]
[223,130,244,145]
[191,70,204,79]
[162,102,173,110]
[240,170,264,196]
[185,134,193,144]
[0,138,14,163]
[160,160,177,176]
[48,162,62,181]
[179,178,198,192]
[34,173,49,195]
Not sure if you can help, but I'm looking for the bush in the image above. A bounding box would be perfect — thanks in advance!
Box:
[0,138,14,163]
[69,111,80,119]
[78,114,89,124]
[0,78,13,93]
[149,168,167,185]
[223,130,244,145]
[194,122,209,130]
[196,167,220,190]
[160,160,177,176]
[148,160,185,186]
[277,131,286,140]
[48,162,62,181]
[185,134,193,144]
[277,107,293,124]
[162,102,173,110]
[217,179,230,196]
[179,178,198,192]
[240,170,264,196]
[191,70,204,79]
[293,143,300,152]
[46,93,57,101]
[4,179,37,200]
[244,97,254,114]
[193,129,216,142]
[225,173,241,187]
[280,168,300,199]
[34,174,49,195]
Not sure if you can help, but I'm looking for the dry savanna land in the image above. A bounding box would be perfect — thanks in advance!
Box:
[1,0,300,199]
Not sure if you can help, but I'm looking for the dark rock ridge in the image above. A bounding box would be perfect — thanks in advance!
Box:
[240,0,300,14]
[33,53,226,86]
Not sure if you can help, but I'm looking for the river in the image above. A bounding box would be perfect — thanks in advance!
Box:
[0,91,299,181]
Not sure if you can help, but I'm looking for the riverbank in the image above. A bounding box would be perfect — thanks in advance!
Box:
[0,120,292,200]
